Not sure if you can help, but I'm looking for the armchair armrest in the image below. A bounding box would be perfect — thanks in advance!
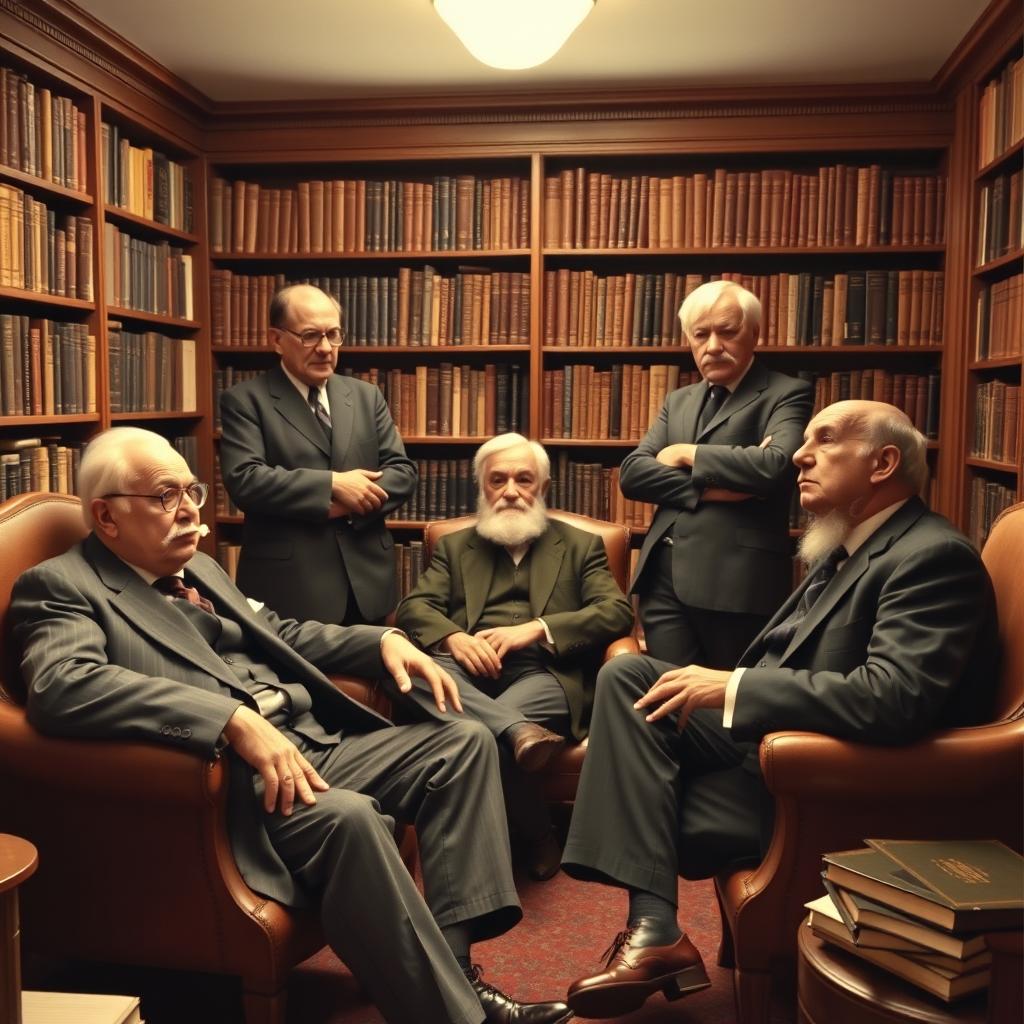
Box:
[761,720,1024,800]
[0,700,223,804]
[604,635,641,660]
[326,673,393,718]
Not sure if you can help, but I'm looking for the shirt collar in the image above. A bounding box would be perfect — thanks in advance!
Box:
[125,561,184,586]
[281,362,326,402]
[842,498,909,560]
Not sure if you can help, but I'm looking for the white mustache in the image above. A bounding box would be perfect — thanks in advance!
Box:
[162,523,209,547]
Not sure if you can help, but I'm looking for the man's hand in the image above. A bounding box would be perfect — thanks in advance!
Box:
[656,442,696,468]
[331,469,388,516]
[634,664,731,731]
[382,631,463,714]
[476,621,547,660]
[442,630,503,680]
[223,705,329,816]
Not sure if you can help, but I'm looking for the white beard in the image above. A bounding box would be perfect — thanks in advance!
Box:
[798,510,854,567]
[475,494,549,547]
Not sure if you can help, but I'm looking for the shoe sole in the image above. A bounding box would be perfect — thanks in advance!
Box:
[516,737,566,773]
[566,964,711,1018]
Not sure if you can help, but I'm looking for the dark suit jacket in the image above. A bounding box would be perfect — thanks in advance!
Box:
[219,365,417,623]
[395,519,635,739]
[11,535,393,907]
[620,361,813,616]
[733,497,999,745]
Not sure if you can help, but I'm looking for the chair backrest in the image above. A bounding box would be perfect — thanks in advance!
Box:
[980,501,1024,722]
[423,509,631,591]
[0,493,88,704]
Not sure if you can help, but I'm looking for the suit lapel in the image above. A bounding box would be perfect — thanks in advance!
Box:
[461,534,496,631]
[699,360,768,440]
[328,373,354,465]
[778,498,927,663]
[86,537,240,689]
[268,364,330,457]
[679,383,704,443]
[528,527,565,617]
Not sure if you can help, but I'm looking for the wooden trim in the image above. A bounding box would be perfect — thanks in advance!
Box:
[933,0,1024,95]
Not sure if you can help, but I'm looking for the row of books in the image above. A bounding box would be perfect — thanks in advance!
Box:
[976,169,1022,266]
[0,183,93,298]
[0,315,95,417]
[807,369,940,438]
[971,380,1020,465]
[107,324,197,414]
[387,457,477,522]
[544,268,946,349]
[968,476,1017,549]
[977,55,1024,169]
[102,223,195,319]
[343,363,527,438]
[213,455,239,517]
[549,456,654,528]
[811,839,1023,1002]
[975,273,1023,360]
[100,122,194,232]
[0,66,88,192]
[0,436,81,501]
[543,164,946,250]
[209,173,531,254]
[210,267,532,348]
[543,365,699,441]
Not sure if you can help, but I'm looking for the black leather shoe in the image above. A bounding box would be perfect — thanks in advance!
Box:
[468,964,574,1023]
[566,918,710,1018]
[524,828,562,882]
[508,723,566,773]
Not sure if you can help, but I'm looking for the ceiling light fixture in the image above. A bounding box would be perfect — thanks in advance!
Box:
[433,0,595,71]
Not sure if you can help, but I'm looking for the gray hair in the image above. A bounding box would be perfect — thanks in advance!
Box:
[77,427,176,529]
[678,280,761,337]
[861,408,929,495]
[473,433,550,485]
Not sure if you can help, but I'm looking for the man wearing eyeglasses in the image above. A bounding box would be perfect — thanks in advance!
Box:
[11,426,574,1024]
[220,283,417,625]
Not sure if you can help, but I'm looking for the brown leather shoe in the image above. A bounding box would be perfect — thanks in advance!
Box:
[566,920,710,1018]
[508,723,566,773]
[524,828,562,882]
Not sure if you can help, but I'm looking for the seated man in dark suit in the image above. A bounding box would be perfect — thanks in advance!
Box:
[560,401,999,1019]
[395,433,634,877]
[12,426,573,1024]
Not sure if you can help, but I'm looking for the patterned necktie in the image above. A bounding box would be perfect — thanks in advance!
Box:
[153,574,215,615]
[697,384,727,435]
[760,545,848,655]
[308,385,332,441]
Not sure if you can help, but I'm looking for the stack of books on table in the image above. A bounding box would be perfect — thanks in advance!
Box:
[806,838,1024,1002]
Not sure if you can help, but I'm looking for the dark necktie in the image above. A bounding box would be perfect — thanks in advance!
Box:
[760,545,848,655]
[153,574,215,615]
[308,385,332,441]
[697,384,727,435]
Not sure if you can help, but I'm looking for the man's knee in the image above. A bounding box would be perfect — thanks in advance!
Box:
[440,716,496,759]
[596,653,662,705]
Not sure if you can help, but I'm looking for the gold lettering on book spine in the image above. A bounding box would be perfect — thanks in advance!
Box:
[933,858,991,885]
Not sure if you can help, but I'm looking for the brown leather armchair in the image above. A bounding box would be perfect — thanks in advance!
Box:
[715,500,1024,1024]
[0,492,404,1024]
[422,508,640,805]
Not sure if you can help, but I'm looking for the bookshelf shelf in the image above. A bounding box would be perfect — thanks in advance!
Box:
[541,246,947,258]
[342,345,532,356]
[965,456,1019,473]
[105,306,200,329]
[211,346,276,354]
[386,520,430,529]
[969,356,1023,370]
[541,345,944,357]
[975,138,1024,180]
[103,204,200,244]
[0,164,91,205]
[211,249,531,262]
[973,248,1024,277]
[402,435,497,445]
[109,410,202,422]
[0,286,93,311]
[216,514,244,524]
[542,438,639,447]
[0,413,99,426]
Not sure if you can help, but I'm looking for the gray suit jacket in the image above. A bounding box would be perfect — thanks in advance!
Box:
[219,366,417,623]
[620,362,813,616]
[12,535,393,907]
[733,498,999,745]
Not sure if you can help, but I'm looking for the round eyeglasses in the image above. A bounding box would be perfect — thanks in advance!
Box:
[278,327,345,348]
[103,482,209,513]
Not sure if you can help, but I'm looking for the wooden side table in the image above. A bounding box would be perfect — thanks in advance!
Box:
[797,918,989,1024]
[0,834,39,1024]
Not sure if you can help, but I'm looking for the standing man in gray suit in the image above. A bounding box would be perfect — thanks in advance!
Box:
[561,402,999,1018]
[621,280,813,667]
[12,427,573,1024]
[220,283,417,625]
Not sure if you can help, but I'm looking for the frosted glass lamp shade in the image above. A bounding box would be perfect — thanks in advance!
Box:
[434,0,596,71]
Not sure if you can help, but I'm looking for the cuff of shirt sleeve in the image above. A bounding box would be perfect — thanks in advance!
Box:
[722,667,745,728]
[536,617,555,651]
[380,627,406,650]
